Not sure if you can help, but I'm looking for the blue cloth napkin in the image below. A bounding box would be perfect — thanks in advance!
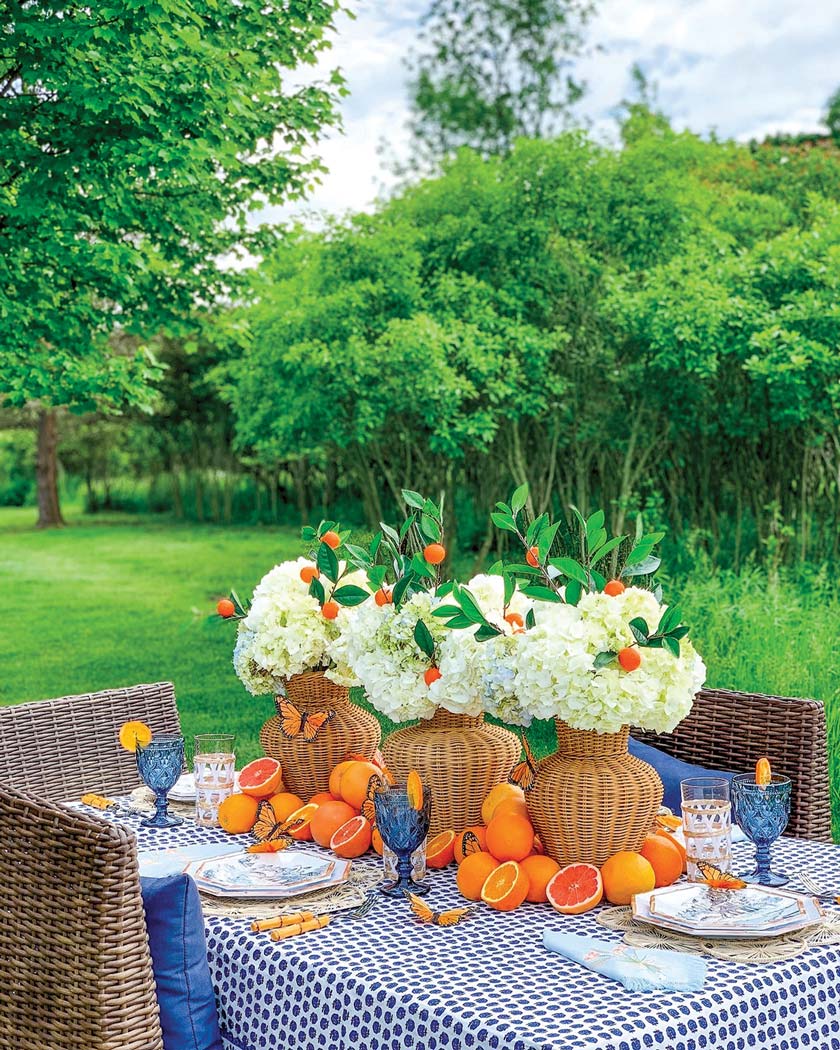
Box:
[543,930,707,992]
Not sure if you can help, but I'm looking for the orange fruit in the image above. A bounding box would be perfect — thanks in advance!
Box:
[217,793,260,835]
[651,827,687,872]
[406,769,424,810]
[265,791,304,822]
[300,565,319,584]
[756,756,772,786]
[600,851,655,905]
[485,813,534,863]
[330,815,372,858]
[456,851,499,900]
[423,667,442,686]
[618,646,641,671]
[481,860,529,911]
[504,611,524,628]
[322,600,339,620]
[639,833,683,888]
[426,830,456,869]
[423,543,446,565]
[239,757,283,798]
[309,791,339,806]
[329,760,354,799]
[118,720,152,753]
[374,588,392,606]
[532,835,545,855]
[547,863,604,914]
[492,797,530,822]
[525,546,540,567]
[520,855,562,903]
[371,826,384,855]
[481,783,525,825]
[216,598,236,618]
[321,530,340,549]
[284,802,319,841]
[603,580,625,596]
[339,761,384,809]
[309,799,358,848]
[454,826,488,864]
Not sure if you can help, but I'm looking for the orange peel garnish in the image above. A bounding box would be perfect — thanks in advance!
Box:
[755,757,772,787]
[118,720,152,753]
[406,769,424,810]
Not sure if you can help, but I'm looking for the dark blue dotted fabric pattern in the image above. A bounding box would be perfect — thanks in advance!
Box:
[94,804,840,1050]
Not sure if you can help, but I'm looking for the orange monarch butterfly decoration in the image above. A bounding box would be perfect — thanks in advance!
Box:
[458,829,483,859]
[404,891,475,927]
[359,775,382,826]
[277,699,334,741]
[509,730,538,793]
[696,861,747,890]
[249,800,306,849]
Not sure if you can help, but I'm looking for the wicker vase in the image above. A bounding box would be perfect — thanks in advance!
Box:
[527,721,663,867]
[259,671,381,801]
[382,709,521,837]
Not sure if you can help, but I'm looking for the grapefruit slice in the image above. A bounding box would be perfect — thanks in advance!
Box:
[547,863,603,914]
[330,815,372,858]
[119,720,152,753]
[284,802,319,841]
[426,830,456,869]
[239,757,283,799]
[480,860,529,912]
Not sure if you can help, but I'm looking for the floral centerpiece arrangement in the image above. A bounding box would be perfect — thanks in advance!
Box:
[216,522,381,800]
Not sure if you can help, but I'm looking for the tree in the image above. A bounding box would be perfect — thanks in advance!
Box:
[0,0,345,525]
[407,0,594,161]
[826,85,840,145]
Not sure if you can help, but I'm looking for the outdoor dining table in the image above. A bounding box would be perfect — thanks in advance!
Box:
[104,804,840,1050]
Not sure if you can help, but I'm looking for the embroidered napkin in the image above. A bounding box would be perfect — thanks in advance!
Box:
[543,930,707,992]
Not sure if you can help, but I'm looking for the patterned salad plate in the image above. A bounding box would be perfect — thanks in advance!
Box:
[186,849,352,899]
[169,772,240,802]
[632,883,824,939]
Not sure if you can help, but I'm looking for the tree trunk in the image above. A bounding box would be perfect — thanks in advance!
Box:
[36,408,65,528]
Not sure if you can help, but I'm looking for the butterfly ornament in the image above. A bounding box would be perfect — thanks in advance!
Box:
[277,699,334,741]
[246,800,307,852]
[404,891,474,927]
[509,730,538,793]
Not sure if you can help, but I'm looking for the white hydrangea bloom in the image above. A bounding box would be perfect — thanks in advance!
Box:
[331,591,448,722]
[512,587,706,734]
[232,556,365,693]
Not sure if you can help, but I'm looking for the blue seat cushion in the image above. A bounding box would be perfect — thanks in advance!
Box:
[140,873,223,1050]
[628,736,733,814]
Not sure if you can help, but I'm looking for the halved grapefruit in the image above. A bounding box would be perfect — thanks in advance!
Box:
[239,757,283,799]
[546,863,603,914]
[330,816,372,858]
[426,830,456,869]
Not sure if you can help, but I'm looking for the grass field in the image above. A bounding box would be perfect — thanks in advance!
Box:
[2,505,837,831]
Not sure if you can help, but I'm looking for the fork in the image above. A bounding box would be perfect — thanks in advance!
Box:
[345,889,379,920]
[797,873,838,901]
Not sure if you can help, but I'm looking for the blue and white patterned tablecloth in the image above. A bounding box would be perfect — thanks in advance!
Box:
[104,806,840,1050]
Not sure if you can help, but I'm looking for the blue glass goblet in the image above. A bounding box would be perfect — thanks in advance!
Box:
[731,773,791,886]
[136,735,185,828]
[374,784,431,898]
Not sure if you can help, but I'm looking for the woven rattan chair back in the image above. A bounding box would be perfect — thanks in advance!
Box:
[0,682,181,801]
[0,784,163,1050]
[634,687,832,841]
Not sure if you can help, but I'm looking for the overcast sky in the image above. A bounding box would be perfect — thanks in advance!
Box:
[275,0,840,226]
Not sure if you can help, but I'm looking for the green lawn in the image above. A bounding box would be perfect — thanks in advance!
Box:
[2,505,838,832]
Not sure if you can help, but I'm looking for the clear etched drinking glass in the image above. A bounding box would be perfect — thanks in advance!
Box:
[681,776,731,881]
[136,735,185,828]
[194,734,236,827]
[731,773,791,886]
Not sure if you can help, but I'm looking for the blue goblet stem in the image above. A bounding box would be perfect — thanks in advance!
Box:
[754,841,772,880]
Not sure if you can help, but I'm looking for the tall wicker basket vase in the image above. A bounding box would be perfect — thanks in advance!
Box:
[259,671,381,801]
[527,722,663,867]
[382,709,521,837]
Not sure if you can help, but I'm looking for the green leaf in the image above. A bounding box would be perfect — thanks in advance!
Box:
[525,513,548,546]
[475,624,503,642]
[343,543,371,566]
[487,560,505,575]
[510,483,529,515]
[399,513,416,541]
[413,619,436,658]
[564,578,582,605]
[455,586,486,625]
[505,562,541,576]
[537,521,561,560]
[380,522,401,547]
[550,557,588,585]
[420,513,441,542]
[520,585,563,603]
[628,617,650,645]
[662,636,681,658]
[590,536,624,566]
[317,542,339,583]
[308,577,325,605]
[402,490,426,510]
[621,555,661,577]
[301,525,317,542]
[585,510,605,545]
[657,604,682,635]
[439,614,475,630]
[669,625,690,640]
[332,585,369,607]
[491,511,516,531]
[594,651,617,669]
[629,623,648,646]
[525,608,536,630]
[432,604,463,617]
[503,573,515,607]
[392,573,415,607]
[569,505,587,530]
[367,565,388,591]
[410,553,436,579]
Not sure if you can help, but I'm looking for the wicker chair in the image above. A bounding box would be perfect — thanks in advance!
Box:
[0,784,163,1050]
[634,687,832,841]
[0,682,181,802]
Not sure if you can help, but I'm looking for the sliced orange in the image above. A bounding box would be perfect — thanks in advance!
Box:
[284,802,319,841]
[330,815,372,858]
[426,830,456,869]
[546,863,603,914]
[406,769,424,810]
[655,813,682,831]
[480,860,530,912]
[755,757,772,787]
[119,720,152,753]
